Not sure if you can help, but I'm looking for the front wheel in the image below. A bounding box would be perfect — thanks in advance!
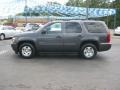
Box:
[19,43,36,59]
[81,44,97,59]
[0,34,5,40]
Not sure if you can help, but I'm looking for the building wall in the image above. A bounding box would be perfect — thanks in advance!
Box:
[14,17,51,27]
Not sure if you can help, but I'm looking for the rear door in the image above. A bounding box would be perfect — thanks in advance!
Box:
[63,22,83,52]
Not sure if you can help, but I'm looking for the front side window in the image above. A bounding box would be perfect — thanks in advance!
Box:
[3,26,15,30]
[32,25,39,30]
[84,22,107,33]
[3,27,8,30]
[44,23,62,34]
[64,22,82,33]
[8,27,15,30]
[3,27,10,30]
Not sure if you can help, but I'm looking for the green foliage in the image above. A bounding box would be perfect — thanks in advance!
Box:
[66,0,85,7]
[66,0,111,8]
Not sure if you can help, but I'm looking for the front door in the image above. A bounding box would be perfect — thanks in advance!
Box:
[37,22,63,52]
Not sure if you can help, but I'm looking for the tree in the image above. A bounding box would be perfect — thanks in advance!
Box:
[86,0,108,8]
[66,0,85,7]
[111,0,120,28]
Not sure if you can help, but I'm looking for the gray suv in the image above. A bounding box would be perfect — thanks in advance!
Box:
[11,20,111,59]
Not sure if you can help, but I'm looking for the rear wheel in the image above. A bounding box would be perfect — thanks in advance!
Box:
[81,44,97,59]
[19,43,36,59]
[0,34,5,40]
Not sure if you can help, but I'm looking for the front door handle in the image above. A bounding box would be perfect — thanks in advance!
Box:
[56,36,62,38]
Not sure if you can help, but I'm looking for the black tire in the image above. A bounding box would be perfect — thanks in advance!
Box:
[0,34,5,40]
[81,44,97,59]
[114,34,120,36]
[19,43,36,59]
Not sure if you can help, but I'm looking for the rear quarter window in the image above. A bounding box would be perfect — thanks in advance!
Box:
[84,22,107,33]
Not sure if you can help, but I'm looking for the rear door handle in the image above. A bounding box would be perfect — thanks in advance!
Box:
[78,35,82,37]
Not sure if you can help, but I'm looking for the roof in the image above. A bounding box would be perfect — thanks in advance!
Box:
[51,20,105,23]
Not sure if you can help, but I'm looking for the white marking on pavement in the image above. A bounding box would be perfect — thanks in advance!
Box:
[0,50,9,55]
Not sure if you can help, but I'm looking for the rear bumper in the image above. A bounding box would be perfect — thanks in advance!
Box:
[11,44,18,54]
[99,43,112,51]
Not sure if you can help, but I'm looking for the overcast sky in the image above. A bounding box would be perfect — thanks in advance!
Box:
[0,0,68,17]
[0,0,68,5]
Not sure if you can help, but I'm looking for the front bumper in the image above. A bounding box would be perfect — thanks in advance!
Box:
[99,43,112,51]
[11,43,18,54]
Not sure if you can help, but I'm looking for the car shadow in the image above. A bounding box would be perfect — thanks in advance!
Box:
[12,53,109,70]
[13,53,107,61]
[0,38,11,41]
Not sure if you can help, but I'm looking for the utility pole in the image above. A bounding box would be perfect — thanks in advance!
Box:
[86,1,89,20]
[86,0,90,20]
[107,0,110,26]
[25,0,28,24]
[86,7,88,19]
[114,11,116,29]
[113,0,116,29]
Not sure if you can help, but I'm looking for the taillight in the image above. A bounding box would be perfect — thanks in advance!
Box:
[107,32,111,43]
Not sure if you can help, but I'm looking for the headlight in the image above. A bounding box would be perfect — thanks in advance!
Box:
[12,37,18,43]
[12,37,16,43]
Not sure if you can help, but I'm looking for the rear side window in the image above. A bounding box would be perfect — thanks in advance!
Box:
[64,22,82,33]
[84,22,107,33]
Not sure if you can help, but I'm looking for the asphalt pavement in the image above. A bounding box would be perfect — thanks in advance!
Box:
[0,36,120,90]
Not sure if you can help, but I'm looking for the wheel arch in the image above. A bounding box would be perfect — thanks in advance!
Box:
[80,40,99,51]
[0,33,5,40]
[0,33,5,36]
[17,40,36,51]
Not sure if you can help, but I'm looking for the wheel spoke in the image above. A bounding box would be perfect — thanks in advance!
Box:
[21,46,32,57]
[84,46,95,58]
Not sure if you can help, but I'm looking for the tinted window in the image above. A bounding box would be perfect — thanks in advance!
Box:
[44,23,62,34]
[32,25,39,30]
[65,22,82,33]
[3,26,15,30]
[84,22,107,33]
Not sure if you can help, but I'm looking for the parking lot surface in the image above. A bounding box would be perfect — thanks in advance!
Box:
[0,36,120,90]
